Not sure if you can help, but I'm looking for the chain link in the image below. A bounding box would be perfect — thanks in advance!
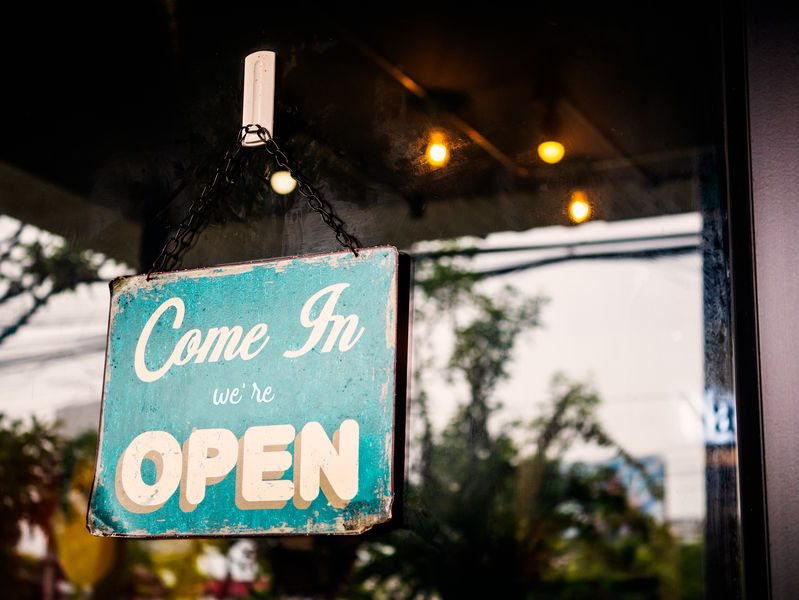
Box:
[250,124,361,257]
[147,125,360,279]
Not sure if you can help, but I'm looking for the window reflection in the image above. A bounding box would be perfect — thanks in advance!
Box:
[0,2,737,598]
[352,213,706,597]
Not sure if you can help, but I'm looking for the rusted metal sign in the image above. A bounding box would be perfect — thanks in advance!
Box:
[88,246,409,537]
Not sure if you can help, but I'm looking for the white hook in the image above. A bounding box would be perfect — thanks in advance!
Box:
[241,51,276,147]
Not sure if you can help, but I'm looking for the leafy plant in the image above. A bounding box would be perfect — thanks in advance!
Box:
[346,250,675,599]
[0,222,107,346]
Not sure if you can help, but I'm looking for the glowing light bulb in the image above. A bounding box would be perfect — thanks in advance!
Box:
[270,170,296,194]
[568,190,591,223]
[537,140,565,164]
[426,142,449,166]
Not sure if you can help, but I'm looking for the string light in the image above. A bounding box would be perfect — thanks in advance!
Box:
[425,131,450,167]
[270,170,296,194]
[537,140,565,164]
[568,190,591,223]
[427,143,448,165]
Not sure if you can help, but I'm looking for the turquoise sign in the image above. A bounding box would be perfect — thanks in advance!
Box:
[88,246,407,537]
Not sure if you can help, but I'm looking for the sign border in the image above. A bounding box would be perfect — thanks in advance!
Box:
[86,246,412,538]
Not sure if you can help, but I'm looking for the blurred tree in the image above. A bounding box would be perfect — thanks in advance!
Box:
[0,414,63,599]
[0,226,691,598]
[0,221,226,599]
[0,415,215,600]
[345,252,676,599]
[0,221,106,346]
[52,430,120,598]
[56,431,215,599]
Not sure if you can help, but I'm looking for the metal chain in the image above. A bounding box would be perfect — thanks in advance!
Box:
[249,124,361,257]
[147,125,360,279]
[147,128,251,278]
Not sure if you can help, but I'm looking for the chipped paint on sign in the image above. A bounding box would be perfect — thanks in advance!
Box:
[88,246,403,537]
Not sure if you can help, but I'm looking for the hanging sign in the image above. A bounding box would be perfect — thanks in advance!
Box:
[88,246,409,537]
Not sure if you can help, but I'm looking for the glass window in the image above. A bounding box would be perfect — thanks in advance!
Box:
[0,3,740,598]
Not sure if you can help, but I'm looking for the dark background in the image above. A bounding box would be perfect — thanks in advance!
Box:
[0,1,723,269]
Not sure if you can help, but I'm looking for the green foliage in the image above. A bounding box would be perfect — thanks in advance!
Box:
[0,232,692,598]
[352,377,674,599]
[0,415,227,599]
[22,241,103,293]
[678,542,704,600]
[0,414,63,598]
[415,256,481,314]
[0,415,62,545]
[346,250,679,599]
[0,224,106,345]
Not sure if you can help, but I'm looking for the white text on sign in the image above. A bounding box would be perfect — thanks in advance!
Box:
[134,283,364,383]
[114,419,359,513]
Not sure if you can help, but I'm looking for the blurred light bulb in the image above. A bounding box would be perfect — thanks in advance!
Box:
[270,170,296,194]
[569,190,591,223]
[537,140,565,164]
[426,142,449,166]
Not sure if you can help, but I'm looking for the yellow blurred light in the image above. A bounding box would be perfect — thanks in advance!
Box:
[569,190,591,223]
[54,461,116,587]
[270,170,297,194]
[537,140,565,164]
[426,142,449,166]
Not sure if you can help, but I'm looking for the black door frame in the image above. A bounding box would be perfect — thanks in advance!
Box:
[724,2,799,598]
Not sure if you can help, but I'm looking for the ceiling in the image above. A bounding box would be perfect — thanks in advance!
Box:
[0,2,723,270]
